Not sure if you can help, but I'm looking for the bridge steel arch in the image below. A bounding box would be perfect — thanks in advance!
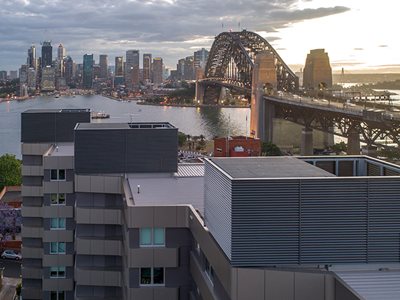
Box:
[200,30,299,103]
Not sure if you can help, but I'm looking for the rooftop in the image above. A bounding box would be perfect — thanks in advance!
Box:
[76,122,175,130]
[127,164,204,214]
[208,156,336,179]
[46,143,74,157]
[23,109,90,114]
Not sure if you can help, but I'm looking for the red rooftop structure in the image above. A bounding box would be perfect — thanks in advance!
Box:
[214,136,261,157]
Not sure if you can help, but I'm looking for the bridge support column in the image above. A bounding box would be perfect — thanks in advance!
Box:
[347,127,360,155]
[195,81,205,104]
[323,128,335,148]
[250,51,277,140]
[301,127,314,156]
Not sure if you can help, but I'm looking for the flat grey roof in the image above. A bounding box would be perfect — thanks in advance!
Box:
[46,143,74,157]
[76,122,175,130]
[23,109,90,114]
[127,164,204,215]
[208,157,336,179]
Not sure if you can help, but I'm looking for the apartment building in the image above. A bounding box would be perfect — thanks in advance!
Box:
[21,109,400,300]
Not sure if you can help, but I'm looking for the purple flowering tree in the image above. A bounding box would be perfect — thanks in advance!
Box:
[0,201,21,250]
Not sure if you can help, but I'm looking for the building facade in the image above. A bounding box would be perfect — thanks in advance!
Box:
[303,49,332,90]
[41,41,53,68]
[115,56,124,77]
[152,57,163,87]
[143,53,152,84]
[21,110,400,300]
[99,55,108,79]
[82,54,94,89]
[40,66,55,92]
[125,50,140,89]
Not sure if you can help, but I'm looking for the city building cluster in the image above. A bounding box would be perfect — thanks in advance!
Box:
[0,42,209,97]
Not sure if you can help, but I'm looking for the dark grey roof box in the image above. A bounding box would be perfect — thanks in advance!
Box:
[209,157,336,179]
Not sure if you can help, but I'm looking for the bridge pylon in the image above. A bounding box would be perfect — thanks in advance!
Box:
[250,51,277,141]
[195,68,205,104]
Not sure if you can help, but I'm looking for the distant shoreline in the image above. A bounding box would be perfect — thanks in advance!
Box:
[136,101,250,109]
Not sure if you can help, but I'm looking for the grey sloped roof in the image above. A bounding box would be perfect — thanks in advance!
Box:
[335,269,400,300]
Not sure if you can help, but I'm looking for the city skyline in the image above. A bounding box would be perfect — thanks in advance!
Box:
[0,0,398,73]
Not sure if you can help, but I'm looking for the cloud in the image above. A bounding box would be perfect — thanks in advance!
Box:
[378,45,388,48]
[0,0,351,70]
[353,48,364,51]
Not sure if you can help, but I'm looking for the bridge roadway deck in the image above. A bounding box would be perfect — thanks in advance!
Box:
[264,93,400,123]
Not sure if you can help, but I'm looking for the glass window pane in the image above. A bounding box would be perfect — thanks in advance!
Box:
[50,267,58,277]
[153,228,165,245]
[140,268,151,285]
[59,218,66,229]
[50,291,57,300]
[58,194,66,205]
[50,194,58,205]
[58,291,65,300]
[58,169,66,180]
[50,242,57,254]
[50,170,58,180]
[58,242,66,254]
[139,228,152,245]
[153,267,164,285]
[58,267,66,278]
[50,218,58,229]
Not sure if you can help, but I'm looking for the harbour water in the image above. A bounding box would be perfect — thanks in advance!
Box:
[0,95,250,157]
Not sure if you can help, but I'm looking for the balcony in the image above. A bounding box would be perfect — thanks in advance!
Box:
[75,267,122,287]
[22,205,43,218]
[21,246,42,259]
[21,266,42,279]
[21,185,43,197]
[21,287,42,299]
[22,165,44,176]
[21,225,43,238]
[75,207,122,225]
[76,237,122,256]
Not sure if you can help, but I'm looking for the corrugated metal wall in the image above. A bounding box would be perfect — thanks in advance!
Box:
[204,161,232,260]
[228,177,400,267]
[74,127,178,174]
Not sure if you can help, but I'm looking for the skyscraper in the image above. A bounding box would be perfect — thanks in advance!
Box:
[194,48,209,70]
[64,56,74,86]
[177,58,185,80]
[115,56,124,77]
[82,54,94,89]
[184,56,194,80]
[125,50,140,89]
[57,44,66,61]
[99,55,108,79]
[152,57,163,87]
[143,53,152,83]
[27,45,36,70]
[41,41,52,68]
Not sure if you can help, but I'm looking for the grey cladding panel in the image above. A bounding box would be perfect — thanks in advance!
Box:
[300,179,368,264]
[21,111,90,143]
[231,179,300,266]
[75,127,178,174]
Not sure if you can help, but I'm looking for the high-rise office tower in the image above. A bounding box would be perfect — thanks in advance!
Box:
[125,50,140,89]
[27,68,37,90]
[177,58,185,80]
[19,64,28,84]
[194,48,209,70]
[64,56,74,86]
[41,41,52,68]
[40,66,55,91]
[0,71,7,81]
[303,49,332,90]
[143,53,152,83]
[115,56,124,77]
[184,56,194,80]
[152,57,163,87]
[57,44,66,61]
[82,54,94,89]
[99,55,108,79]
[27,45,36,70]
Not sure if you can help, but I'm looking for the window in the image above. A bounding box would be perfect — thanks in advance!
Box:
[50,242,66,254]
[50,169,66,181]
[139,228,165,247]
[140,267,164,286]
[50,218,66,230]
[50,266,66,278]
[50,291,65,300]
[205,257,214,285]
[50,193,66,205]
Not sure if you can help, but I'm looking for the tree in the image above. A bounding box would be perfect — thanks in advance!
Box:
[0,201,21,247]
[261,142,282,156]
[178,132,187,147]
[0,154,22,190]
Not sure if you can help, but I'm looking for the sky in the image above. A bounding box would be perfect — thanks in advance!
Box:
[0,0,398,73]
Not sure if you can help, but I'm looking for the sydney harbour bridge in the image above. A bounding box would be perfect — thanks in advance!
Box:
[195,30,400,155]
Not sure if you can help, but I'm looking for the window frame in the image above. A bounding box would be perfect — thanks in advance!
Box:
[50,242,66,254]
[50,291,65,300]
[50,169,66,181]
[50,218,66,230]
[139,267,165,286]
[139,227,165,247]
[50,266,66,278]
[50,193,66,205]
